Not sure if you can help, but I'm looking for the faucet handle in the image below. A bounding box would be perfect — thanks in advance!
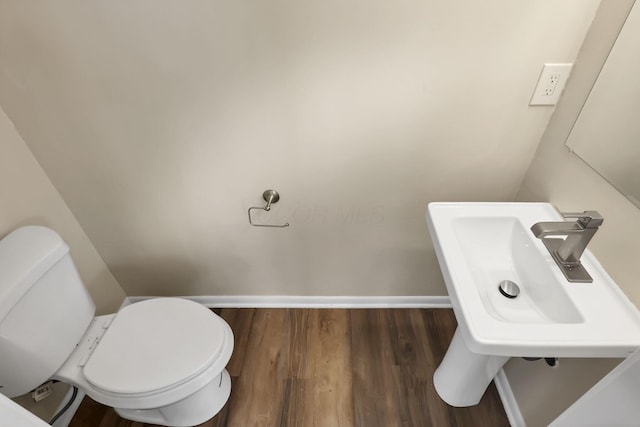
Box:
[562,210,603,228]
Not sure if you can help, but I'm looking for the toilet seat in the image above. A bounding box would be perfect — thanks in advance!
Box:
[83,298,228,397]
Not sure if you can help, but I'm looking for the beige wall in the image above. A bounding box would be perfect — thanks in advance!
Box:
[0,0,599,297]
[507,1,639,425]
[0,106,125,313]
[0,105,125,420]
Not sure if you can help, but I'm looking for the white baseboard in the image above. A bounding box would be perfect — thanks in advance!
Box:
[121,295,452,309]
[494,369,525,427]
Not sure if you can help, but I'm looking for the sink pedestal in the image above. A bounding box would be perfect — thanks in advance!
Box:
[433,327,509,407]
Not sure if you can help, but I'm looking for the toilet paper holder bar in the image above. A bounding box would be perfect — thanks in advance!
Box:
[248,190,290,228]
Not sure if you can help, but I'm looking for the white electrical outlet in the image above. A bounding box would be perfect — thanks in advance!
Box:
[530,63,573,106]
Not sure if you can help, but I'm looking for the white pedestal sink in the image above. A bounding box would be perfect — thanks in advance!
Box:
[426,202,640,407]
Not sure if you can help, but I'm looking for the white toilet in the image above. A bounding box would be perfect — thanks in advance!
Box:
[0,226,234,427]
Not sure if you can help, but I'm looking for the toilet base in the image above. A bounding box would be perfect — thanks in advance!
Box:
[115,369,232,427]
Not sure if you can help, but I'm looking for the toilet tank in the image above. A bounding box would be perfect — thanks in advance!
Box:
[0,226,95,398]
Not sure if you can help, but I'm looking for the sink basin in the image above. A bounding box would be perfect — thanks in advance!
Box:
[453,216,583,325]
[426,202,640,406]
[428,202,640,357]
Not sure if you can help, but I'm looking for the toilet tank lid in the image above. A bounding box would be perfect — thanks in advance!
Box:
[0,226,70,322]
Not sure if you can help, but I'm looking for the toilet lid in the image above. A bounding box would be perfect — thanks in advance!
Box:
[83,298,226,395]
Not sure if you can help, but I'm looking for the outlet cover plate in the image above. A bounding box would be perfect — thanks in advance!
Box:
[530,63,573,106]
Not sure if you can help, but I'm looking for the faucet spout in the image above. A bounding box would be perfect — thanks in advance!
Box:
[530,221,584,238]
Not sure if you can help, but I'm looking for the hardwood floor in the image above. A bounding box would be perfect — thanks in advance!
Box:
[68,309,509,427]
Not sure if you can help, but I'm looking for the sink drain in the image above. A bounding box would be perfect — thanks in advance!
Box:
[498,280,520,299]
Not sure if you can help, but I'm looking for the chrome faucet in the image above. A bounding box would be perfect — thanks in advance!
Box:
[530,211,603,283]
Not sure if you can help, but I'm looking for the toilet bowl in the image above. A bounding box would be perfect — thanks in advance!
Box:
[0,226,234,426]
[55,298,234,426]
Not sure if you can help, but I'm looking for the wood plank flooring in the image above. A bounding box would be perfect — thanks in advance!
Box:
[68,308,509,427]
